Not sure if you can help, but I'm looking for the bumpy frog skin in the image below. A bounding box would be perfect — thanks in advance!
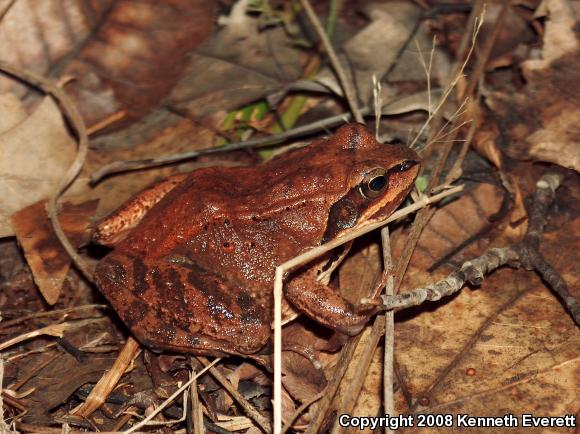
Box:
[93,123,419,356]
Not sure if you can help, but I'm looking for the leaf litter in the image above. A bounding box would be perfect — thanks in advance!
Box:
[0,0,578,433]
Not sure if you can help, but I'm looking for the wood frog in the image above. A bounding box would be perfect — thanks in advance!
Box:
[93,123,419,356]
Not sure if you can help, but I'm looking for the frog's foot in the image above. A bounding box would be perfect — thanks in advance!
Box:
[355,270,390,314]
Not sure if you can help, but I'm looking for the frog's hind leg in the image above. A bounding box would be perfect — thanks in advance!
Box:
[95,253,271,356]
[93,173,188,246]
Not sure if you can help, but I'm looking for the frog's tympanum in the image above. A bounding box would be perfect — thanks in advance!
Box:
[93,123,419,356]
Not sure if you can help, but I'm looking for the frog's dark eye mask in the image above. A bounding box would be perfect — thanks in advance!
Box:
[321,159,418,243]
[359,160,418,200]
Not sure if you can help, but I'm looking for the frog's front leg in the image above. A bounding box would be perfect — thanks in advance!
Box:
[285,262,383,335]
[93,173,188,246]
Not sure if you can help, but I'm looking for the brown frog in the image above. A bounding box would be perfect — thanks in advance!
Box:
[93,123,419,356]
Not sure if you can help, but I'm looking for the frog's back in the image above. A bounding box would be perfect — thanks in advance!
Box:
[95,147,342,355]
[115,142,350,264]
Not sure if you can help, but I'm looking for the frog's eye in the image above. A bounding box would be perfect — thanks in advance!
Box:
[360,168,388,199]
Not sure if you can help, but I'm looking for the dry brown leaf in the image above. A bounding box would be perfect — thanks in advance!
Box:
[11,199,98,305]
[390,178,579,425]
[22,351,118,424]
[480,1,536,70]
[0,0,109,96]
[525,109,580,171]
[167,3,305,119]
[0,0,215,126]
[315,2,449,103]
[281,351,326,404]
[473,127,503,170]
[488,0,580,171]
[0,96,75,237]
[402,183,506,282]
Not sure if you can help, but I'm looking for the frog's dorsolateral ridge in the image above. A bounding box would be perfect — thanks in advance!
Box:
[93,123,419,356]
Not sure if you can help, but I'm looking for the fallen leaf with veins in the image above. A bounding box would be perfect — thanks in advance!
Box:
[0,95,75,237]
[389,176,578,422]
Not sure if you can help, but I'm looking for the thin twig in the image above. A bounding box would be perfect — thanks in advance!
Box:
[91,89,447,183]
[197,357,271,433]
[381,228,396,434]
[0,323,68,351]
[303,336,362,434]
[280,392,324,434]
[86,110,126,136]
[380,172,578,326]
[0,304,108,330]
[0,62,92,282]
[90,108,362,183]
[123,358,221,434]
[332,320,385,434]
[298,0,363,123]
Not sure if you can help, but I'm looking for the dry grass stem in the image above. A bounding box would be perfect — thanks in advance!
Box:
[332,320,384,434]
[197,357,271,433]
[123,357,221,434]
[381,228,396,434]
[0,305,108,330]
[407,10,484,151]
[190,373,204,434]
[372,74,382,140]
[87,110,127,136]
[415,35,437,116]
[298,0,363,123]
[74,337,141,418]
[0,324,68,351]
[4,343,59,363]
[280,392,323,434]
